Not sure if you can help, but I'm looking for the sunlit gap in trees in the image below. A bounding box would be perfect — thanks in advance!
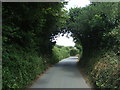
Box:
[52,32,75,47]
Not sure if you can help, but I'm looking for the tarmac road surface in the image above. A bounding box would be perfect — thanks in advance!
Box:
[30,57,91,88]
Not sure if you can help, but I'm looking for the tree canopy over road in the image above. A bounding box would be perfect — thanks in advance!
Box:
[66,2,120,88]
[2,2,120,89]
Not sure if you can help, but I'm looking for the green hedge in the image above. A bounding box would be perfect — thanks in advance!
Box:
[52,45,70,60]
[70,49,79,56]
[89,50,119,88]
[79,49,119,88]
[2,2,67,89]
[2,45,71,88]
[3,45,60,88]
[3,46,45,88]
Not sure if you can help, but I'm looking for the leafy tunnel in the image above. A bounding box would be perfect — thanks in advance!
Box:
[2,2,120,89]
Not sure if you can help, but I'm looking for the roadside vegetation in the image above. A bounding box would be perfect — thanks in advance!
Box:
[53,45,80,60]
[2,2,119,89]
[2,2,79,88]
[2,2,69,88]
[70,48,79,56]
[53,45,70,60]
[66,2,120,89]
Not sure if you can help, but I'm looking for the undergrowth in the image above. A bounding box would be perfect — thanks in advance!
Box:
[79,50,120,89]
[2,45,69,88]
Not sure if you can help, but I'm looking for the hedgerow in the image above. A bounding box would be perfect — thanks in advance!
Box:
[67,2,120,88]
[2,2,68,88]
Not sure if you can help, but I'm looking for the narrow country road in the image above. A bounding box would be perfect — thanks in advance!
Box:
[30,57,91,88]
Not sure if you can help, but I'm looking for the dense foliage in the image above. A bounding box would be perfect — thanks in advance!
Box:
[53,45,71,60]
[3,47,47,88]
[2,2,68,88]
[2,2,120,89]
[67,2,120,88]
[70,48,79,56]
[67,3,120,52]
[2,2,67,56]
